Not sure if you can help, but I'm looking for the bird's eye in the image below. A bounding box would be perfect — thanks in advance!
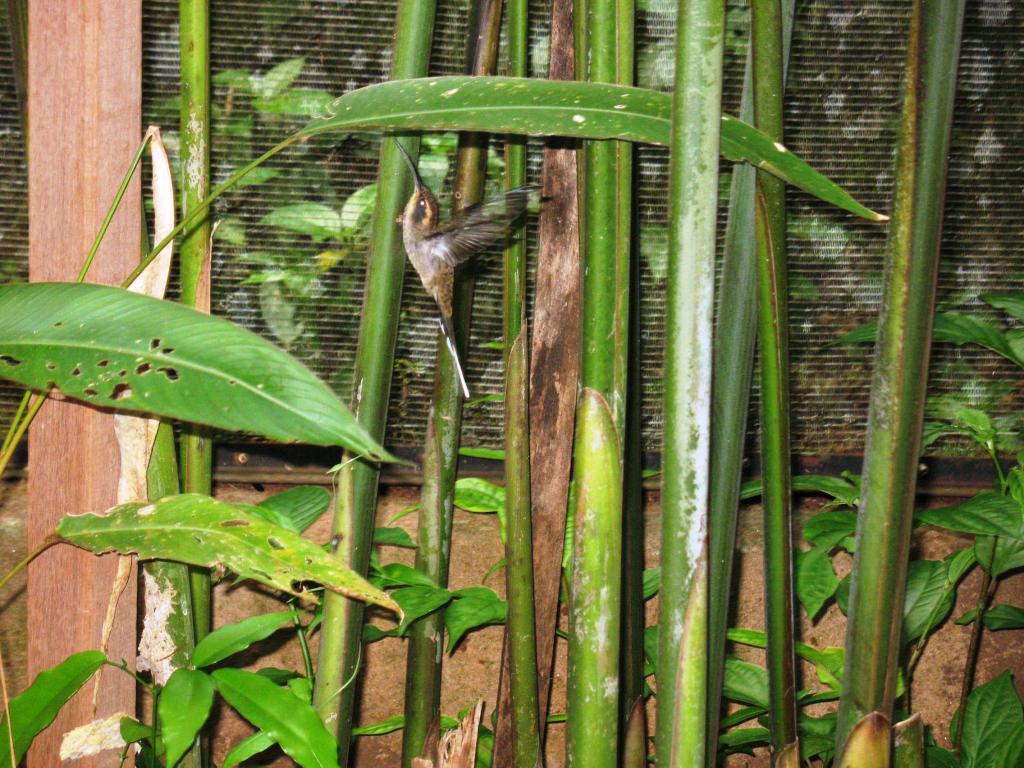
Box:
[418,199,426,208]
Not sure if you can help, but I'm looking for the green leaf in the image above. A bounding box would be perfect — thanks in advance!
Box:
[375,562,435,588]
[260,203,342,243]
[458,446,504,460]
[352,714,406,736]
[925,746,960,768]
[373,526,417,548]
[119,717,154,745]
[339,184,377,231]
[192,611,294,667]
[742,474,859,507]
[803,510,858,550]
[445,587,507,652]
[723,657,769,708]
[0,650,106,768]
[254,89,335,118]
[917,492,1023,539]
[719,727,769,753]
[159,669,214,767]
[252,57,306,99]
[454,477,506,513]
[796,546,840,619]
[0,283,392,461]
[976,535,1024,578]
[393,585,453,634]
[258,486,331,533]
[57,494,398,612]
[982,292,1024,323]
[213,668,339,768]
[958,671,1024,768]
[957,604,1024,631]
[642,567,661,600]
[902,559,954,645]
[299,77,884,221]
[222,730,276,768]
[841,313,1024,367]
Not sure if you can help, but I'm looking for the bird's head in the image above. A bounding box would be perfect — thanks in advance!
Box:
[395,140,439,234]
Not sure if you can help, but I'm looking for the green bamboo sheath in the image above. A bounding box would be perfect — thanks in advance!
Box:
[656,0,726,765]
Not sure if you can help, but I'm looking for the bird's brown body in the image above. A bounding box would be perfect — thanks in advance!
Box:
[394,140,535,397]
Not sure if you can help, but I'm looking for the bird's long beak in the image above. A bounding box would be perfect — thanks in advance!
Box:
[394,140,426,192]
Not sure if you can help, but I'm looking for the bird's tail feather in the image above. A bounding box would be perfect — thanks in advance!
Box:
[437,315,470,399]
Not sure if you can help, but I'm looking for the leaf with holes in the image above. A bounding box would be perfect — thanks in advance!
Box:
[300,77,885,221]
[56,494,399,613]
[0,283,393,462]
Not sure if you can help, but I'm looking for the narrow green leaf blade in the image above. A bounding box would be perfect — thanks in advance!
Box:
[192,611,294,668]
[57,494,399,612]
[258,486,331,533]
[0,650,106,768]
[0,283,392,461]
[222,730,276,768]
[299,76,884,221]
[159,669,214,767]
[212,668,340,768]
[901,559,952,644]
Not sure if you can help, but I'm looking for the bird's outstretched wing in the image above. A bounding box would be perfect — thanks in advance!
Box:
[425,186,537,267]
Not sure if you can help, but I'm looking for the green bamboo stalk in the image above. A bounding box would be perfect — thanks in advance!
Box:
[834,0,966,751]
[501,0,541,764]
[565,0,631,764]
[178,0,214,644]
[705,3,795,760]
[750,0,796,757]
[143,423,201,768]
[655,0,725,765]
[399,4,502,760]
[616,0,645,729]
[311,0,437,751]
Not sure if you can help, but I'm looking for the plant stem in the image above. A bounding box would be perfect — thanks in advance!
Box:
[501,0,541,764]
[179,0,214,645]
[655,0,725,764]
[954,539,998,753]
[615,0,645,735]
[835,0,966,750]
[143,423,200,767]
[398,4,501,764]
[565,0,632,764]
[311,0,437,754]
[750,0,797,756]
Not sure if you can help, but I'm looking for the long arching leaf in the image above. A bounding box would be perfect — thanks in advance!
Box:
[300,76,885,221]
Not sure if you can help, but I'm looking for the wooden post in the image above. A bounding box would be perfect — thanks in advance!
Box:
[26,3,141,765]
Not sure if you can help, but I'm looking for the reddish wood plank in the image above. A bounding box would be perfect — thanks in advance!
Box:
[27,3,141,765]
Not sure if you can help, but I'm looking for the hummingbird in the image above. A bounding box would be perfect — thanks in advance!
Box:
[394,139,535,399]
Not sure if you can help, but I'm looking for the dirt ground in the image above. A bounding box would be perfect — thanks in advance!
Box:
[0,476,1021,766]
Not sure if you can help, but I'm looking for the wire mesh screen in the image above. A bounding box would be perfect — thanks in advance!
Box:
[0,0,1021,459]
